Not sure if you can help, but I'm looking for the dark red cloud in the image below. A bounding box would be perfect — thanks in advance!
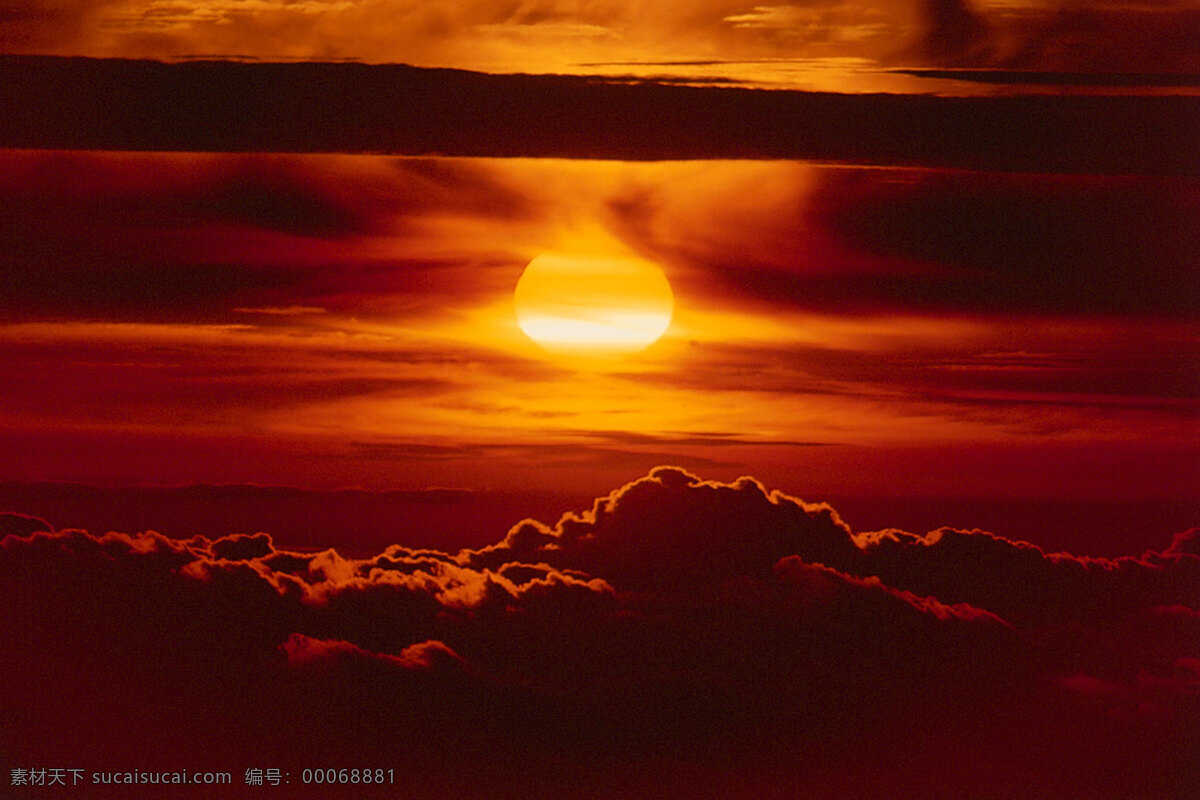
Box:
[905,0,1200,73]
[467,467,1200,625]
[916,0,993,66]
[468,465,860,593]
[0,511,52,538]
[0,149,534,323]
[812,170,1200,318]
[2,144,1195,335]
[3,467,1194,798]
[0,0,122,53]
[5,56,1198,174]
[641,168,1200,320]
[995,2,1200,73]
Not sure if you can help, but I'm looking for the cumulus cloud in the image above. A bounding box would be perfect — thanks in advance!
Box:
[0,511,52,537]
[280,632,467,671]
[467,465,860,593]
[2,467,1196,798]
[467,466,1199,628]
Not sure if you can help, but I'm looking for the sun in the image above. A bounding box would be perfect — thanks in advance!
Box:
[514,252,674,356]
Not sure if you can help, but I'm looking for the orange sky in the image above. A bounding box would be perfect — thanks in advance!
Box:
[6,0,1200,89]
[0,151,1195,507]
[0,0,1196,540]
[1,6,1198,798]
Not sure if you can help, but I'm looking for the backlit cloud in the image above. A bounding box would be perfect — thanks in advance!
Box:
[3,467,1193,797]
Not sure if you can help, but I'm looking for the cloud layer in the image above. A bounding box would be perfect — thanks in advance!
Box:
[3,467,1196,798]
[6,0,1199,76]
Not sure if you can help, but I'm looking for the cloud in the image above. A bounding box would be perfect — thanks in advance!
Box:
[5,0,881,65]
[2,466,1196,797]
[912,0,993,66]
[232,305,327,315]
[6,0,1199,78]
[721,3,892,49]
[810,170,1200,318]
[995,1,1200,73]
[467,465,860,594]
[0,150,536,323]
[10,55,1199,172]
[0,0,126,52]
[466,466,1200,625]
[629,166,1200,320]
[280,633,467,671]
[0,511,53,537]
[207,531,275,560]
[902,0,1200,71]
[1165,527,1200,558]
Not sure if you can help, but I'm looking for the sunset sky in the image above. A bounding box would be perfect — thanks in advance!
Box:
[0,147,1195,549]
[7,0,1200,88]
[1,1,1198,798]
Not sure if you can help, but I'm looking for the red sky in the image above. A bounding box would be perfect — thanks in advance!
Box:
[1,1,1198,797]
[0,151,1194,535]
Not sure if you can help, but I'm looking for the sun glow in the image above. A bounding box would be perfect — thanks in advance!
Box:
[514,252,674,355]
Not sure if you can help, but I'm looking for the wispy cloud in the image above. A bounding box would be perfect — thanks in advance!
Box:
[7,0,1198,77]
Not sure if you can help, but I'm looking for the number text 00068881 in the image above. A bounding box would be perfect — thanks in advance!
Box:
[300,769,394,784]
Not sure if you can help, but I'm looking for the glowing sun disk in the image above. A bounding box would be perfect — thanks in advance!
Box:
[514,253,674,355]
